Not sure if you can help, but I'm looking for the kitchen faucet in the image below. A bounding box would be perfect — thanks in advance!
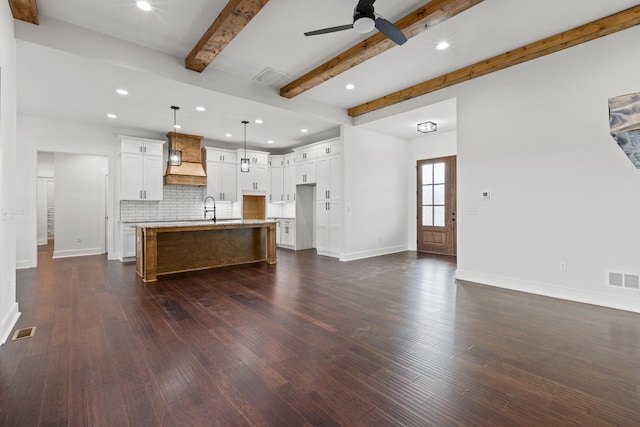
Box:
[204,196,216,222]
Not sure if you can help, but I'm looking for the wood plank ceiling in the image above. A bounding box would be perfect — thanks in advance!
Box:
[7,0,39,25]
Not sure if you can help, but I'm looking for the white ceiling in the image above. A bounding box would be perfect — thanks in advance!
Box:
[15,0,640,149]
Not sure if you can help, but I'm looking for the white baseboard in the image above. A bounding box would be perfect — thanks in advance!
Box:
[16,259,35,269]
[455,270,640,314]
[340,245,408,262]
[0,303,21,345]
[53,248,104,259]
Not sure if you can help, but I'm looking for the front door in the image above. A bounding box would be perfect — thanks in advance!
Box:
[417,156,456,255]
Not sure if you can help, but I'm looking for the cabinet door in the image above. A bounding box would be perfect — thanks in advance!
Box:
[329,156,342,200]
[317,157,330,200]
[121,153,143,200]
[221,163,237,201]
[206,161,224,199]
[270,167,284,202]
[255,164,269,191]
[316,203,329,253]
[143,155,164,200]
[123,227,136,258]
[144,142,164,157]
[239,168,254,191]
[284,166,295,201]
[121,139,143,154]
[328,201,342,255]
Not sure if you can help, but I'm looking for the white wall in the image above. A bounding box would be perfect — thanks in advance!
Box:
[342,126,409,261]
[394,26,640,312]
[408,129,457,250]
[16,114,162,267]
[0,2,19,344]
[53,153,108,258]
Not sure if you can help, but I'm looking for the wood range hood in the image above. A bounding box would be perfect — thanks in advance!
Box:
[164,132,207,186]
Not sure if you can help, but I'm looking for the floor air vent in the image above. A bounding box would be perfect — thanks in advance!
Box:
[12,327,36,341]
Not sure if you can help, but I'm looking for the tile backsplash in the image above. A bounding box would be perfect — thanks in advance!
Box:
[120,185,234,222]
[121,185,296,222]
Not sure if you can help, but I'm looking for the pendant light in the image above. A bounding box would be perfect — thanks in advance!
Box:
[168,106,182,166]
[240,120,250,172]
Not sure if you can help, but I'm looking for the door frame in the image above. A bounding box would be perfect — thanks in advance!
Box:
[416,156,457,256]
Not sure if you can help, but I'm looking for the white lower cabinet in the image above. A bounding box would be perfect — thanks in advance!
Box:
[316,201,341,257]
[122,225,136,260]
[279,219,296,248]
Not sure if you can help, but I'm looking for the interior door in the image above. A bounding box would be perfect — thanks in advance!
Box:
[417,156,456,255]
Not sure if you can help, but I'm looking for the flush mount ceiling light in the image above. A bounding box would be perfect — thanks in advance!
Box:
[168,106,182,166]
[353,16,375,34]
[417,121,437,133]
[240,120,250,173]
[136,1,152,11]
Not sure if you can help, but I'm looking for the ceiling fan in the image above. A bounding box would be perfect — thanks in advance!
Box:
[304,0,408,46]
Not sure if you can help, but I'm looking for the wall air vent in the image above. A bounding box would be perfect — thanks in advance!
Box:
[608,272,640,289]
[252,67,291,87]
[624,274,639,289]
[609,272,623,287]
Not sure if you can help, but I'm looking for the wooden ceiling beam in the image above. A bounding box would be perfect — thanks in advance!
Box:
[185,0,270,73]
[279,0,484,99]
[349,4,640,117]
[8,0,39,25]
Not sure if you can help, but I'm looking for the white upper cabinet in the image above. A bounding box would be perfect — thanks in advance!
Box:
[269,155,284,203]
[119,137,165,201]
[238,149,270,192]
[204,147,237,201]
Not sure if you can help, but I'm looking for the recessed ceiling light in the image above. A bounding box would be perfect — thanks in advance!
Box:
[436,41,450,50]
[196,106,206,112]
[346,83,355,90]
[225,133,232,137]
[174,124,181,129]
[116,88,128,95]
[267,140,274,144]
[301,128,308,133]
[107,113,117,119]
[255,119,263,124]
[136,1,152,11]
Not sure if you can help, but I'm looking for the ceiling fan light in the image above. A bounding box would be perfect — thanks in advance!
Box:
[353,16,375,34]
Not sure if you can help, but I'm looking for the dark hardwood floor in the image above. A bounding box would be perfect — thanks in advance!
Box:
[2,245,640,426]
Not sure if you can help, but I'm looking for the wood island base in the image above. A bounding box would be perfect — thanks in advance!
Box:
[135,221,277,282]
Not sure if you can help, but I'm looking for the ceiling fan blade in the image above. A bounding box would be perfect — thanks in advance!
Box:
[375,17,407,45]
[304,24,354,37]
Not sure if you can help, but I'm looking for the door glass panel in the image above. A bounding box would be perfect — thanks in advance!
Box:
[434,163,445,184]
[434,206,445,227]
[422,206,433,226]
[422,185,433,204]
[422,164,433,184]
[433,184,445,205]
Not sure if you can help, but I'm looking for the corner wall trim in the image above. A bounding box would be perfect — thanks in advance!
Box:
[0,303,21,345]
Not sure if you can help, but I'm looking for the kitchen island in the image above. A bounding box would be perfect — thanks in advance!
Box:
[135,220,277,282]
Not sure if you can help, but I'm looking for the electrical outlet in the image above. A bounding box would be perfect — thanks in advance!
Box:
[77,235,83,243]
[559,261,567,272]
